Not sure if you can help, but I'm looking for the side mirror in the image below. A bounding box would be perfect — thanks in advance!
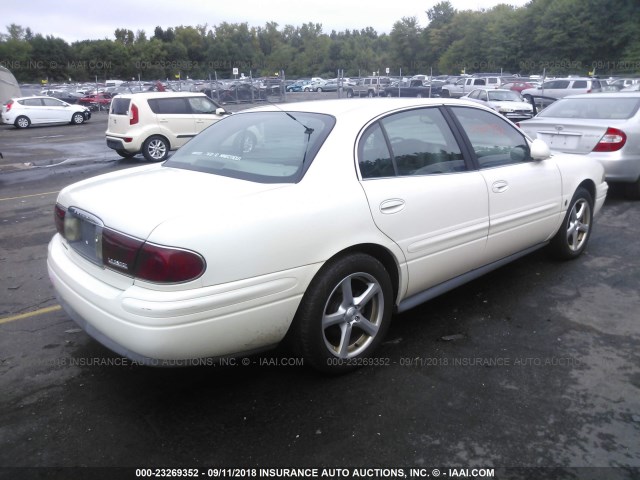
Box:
[215,107,229,115]
[530,138,550,161]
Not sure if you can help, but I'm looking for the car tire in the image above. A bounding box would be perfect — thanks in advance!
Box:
[441,89,450,98]
[234,131,257,154]
[142,135,169,162]
[292,253,393,374]
[115,149,136,159]
[367,90,376,97]
[346,89,354,98]
[14,116,31,129]
[71,112,85,125]
[549,187,593,260]
[416,93,423,98]
[624,178,640,200]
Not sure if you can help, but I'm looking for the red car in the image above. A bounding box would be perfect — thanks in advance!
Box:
[78,93,112,110]
[502,81,537,93]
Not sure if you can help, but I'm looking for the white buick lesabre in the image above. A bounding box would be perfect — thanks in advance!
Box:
[47,98,608,373]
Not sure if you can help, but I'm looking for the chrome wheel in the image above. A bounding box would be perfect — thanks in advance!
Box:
[142,136,169,161]
[566,198,591,253]
[15,116,30,128]
[291,253,393,373]
[322,272,385,358]
[549,187,593,260]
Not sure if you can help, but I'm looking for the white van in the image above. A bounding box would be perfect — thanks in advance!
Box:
[105,92,228,161]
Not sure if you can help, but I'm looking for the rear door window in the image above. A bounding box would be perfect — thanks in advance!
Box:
[21,98,43,106]
[147,98,191,114]
[359,107,466,178]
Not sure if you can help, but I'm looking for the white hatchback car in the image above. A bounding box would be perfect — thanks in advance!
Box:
[105,92,228,161]
[2,96,91,128]
[48,98,608,373]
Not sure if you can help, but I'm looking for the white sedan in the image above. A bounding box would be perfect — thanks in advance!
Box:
[463,88,534,121]
[2,95,91,128]
[47,98,608,373]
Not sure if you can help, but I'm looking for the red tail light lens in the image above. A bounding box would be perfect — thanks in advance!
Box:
[129,103,139,125]
[593,127,626,152]
[102,229,205,283]
[5,100,13,112]
[54,204,66,235]
[102,229,144,275]
[54,204,205,283]
[136,243,206,283]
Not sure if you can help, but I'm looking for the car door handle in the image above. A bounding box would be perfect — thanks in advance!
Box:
[379,198,405,214]
[492,180,509,193]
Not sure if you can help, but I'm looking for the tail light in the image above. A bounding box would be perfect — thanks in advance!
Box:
[5,100,13,112]
[593,127,626,152]
[54,204,205,283]
[129,103,139,125]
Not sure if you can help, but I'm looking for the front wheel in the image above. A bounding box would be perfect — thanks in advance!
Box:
[71,112,85,125]
[441,89,450,98]
[345,89,354,98]
[142,135,169,162]
[292,253,393,374]
[549,187,593,260]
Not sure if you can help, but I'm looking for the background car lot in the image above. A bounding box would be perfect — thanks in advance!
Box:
[1,102,639,476]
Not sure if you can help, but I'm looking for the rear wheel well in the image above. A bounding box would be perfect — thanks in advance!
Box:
[576,179,595,204]
[328,244,400,305]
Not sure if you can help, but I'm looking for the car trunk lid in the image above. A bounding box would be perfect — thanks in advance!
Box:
[523,119,627,154]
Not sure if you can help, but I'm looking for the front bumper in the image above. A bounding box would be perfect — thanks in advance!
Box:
[48,234,318,364]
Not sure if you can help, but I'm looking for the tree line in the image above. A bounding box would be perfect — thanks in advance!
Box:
[1,0,639,84]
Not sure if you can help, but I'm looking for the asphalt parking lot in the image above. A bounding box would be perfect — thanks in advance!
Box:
[0,100,639,480]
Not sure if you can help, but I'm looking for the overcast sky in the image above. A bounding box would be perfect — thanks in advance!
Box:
[4,0,530,43]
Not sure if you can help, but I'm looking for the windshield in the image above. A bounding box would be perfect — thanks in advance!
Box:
[164,111,335,183]
[488,90,523,102]
[537,97,640,120]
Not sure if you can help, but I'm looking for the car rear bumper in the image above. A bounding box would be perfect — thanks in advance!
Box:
[106,135,139,153]
[47,234,316,365]
[593,153,640,183]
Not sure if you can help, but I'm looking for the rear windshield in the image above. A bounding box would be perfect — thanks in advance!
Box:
[537,97,640,120]
[164,111,335,184]
[110,97,131,115]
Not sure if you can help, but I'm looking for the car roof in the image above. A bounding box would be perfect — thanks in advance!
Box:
[237,98,493,121]
[13,95,56,100]
[545,77,595,81]
[113,92,209,99]
[562,92,640,100]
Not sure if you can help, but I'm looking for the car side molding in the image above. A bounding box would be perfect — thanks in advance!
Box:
[396,242,548,313]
